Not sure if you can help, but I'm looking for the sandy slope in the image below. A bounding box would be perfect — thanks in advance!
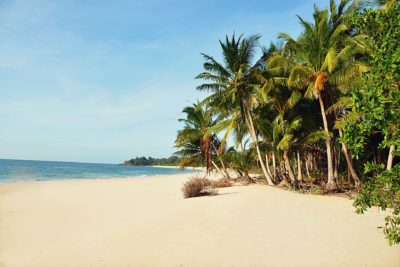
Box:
[0,173,399,267]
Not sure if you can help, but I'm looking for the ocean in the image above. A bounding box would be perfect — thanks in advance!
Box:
[0,159,192,183]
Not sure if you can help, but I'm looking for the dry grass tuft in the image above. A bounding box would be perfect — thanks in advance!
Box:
[232,177,254,186]
[212,178,232,188]
[182,178,217,198]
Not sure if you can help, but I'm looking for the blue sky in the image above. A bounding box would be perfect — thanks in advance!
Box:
[0,0,327,163]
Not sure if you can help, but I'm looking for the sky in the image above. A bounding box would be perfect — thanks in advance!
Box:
[0,0,328,163]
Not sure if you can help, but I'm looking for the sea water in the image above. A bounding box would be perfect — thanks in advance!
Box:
[0,159,193,183]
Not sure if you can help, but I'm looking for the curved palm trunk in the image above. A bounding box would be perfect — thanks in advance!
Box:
[283,151,296,183]
[219,159,231,179]
[265,154,274,179]
[212,160,222,174]
[342,144,361,187]
[211,142,231,179]
[245,109,274,185]
[338,129,361,187]
[317,94,337,190]
[330,90,360,187]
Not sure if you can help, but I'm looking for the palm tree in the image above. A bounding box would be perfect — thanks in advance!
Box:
[222,147,256,181]
[175,102,219,175]
[269,0,367,189]
[196,34,274,185]
[275,115,302,184]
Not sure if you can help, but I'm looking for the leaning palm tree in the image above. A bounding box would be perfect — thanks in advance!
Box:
[196,34,274,185]
[269,0,368,189]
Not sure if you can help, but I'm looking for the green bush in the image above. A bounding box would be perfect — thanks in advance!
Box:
[354,164,400,245]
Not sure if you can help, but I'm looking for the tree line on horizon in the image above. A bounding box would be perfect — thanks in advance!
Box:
[123,156,179,166]
[175,0,399,244]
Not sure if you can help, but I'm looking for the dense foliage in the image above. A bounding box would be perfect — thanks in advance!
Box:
[347,0,400,245]
[175,0,399,244]
[123,156,179,166]
[343,0,399,158]
[354,164,400,245]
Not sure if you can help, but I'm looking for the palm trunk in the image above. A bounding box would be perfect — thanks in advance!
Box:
[339,130,361,187]
[278,160,290,187]
[387,145,395,170]
[305,154,311,179]
[212,160,222,175]
[207,150,212,176]
[265,154,273,179]
[272,151,277,179]
[210,142,230,179]
[312,153,317,171]
[333,144,340,182]
[219,159,231,179]
[318,94,337,190]
[347,168,352,186]
[296,151,303,182]
[243,170,250,180]
[283,151,296,183]
[239,142,245,152]
[203,139,212,176]
[245,109,274,185]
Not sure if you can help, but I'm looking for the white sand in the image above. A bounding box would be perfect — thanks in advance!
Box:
[0,173,399,267]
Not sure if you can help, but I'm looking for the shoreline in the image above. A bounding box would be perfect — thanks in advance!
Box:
[0,172,192,186]
[1,173,399,267]
[0,166,200,185]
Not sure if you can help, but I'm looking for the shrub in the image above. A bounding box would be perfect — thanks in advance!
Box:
[182,178,216,198]
[309,185,323,195]
[354,163,400,245]
[212,178,232,188]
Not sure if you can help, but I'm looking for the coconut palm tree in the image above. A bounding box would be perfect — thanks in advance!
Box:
[222,147,256,181]
[175,102,219,175]
[196,34,274,185]
[268,0,368,189]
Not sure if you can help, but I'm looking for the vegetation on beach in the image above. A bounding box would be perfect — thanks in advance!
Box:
[175,0,399,244]
[182,177,217,198]
[181,177,234,198]
[350,0,400,245]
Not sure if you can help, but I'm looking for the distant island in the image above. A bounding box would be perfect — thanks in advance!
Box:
[123,156,179,166]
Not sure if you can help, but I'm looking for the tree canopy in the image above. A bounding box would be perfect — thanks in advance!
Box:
[175,0,399,245]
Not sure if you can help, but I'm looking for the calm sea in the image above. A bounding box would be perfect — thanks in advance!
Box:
[0,159,192,183]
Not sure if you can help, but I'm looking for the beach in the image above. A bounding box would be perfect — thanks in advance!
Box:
[0,173,399,267]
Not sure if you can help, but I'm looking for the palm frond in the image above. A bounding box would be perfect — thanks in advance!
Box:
[321,46,338,72]
[327,96,352,114]
[288,65,313,89]
[287,90,303,108]
[301,130,330,144]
